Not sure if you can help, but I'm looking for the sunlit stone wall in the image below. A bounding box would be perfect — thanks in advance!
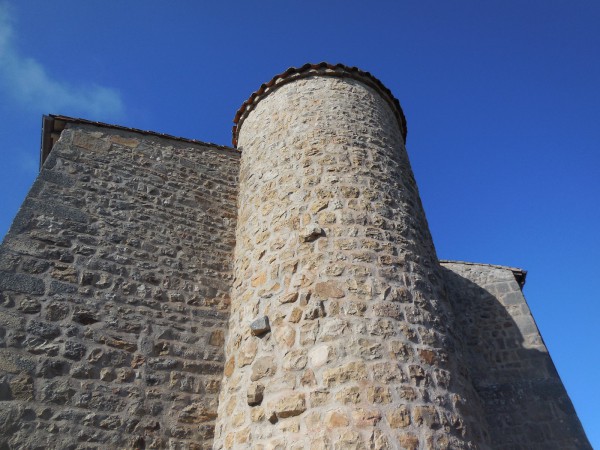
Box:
[214,70,489,449]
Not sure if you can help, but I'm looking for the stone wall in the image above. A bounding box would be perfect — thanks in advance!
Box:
[441,261,591,450]
[0,64,591,450]
[0,122,239,449]
[214,70,489,449]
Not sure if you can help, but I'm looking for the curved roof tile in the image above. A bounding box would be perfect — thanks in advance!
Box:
[232,62,407,147]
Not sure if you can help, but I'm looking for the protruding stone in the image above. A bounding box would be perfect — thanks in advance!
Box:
[288,307,303,323]
[251,407,265,422]
[99,368,115,382]
[398,386,417,401]
[299,224,323,242]
[272,393,306,419]
[116,367,135,382]
[309,389,330,407]
[335,386,361,404]
[178,403,217,424]
[247,383,265,406]
[250,316,270,336]
[279,292,299,304]
[17,299,41,314]
[282,350,308,371]
[224,357,235,377]
[303,300,326,320]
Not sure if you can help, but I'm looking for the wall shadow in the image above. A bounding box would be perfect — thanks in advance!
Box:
[440,264,590,450]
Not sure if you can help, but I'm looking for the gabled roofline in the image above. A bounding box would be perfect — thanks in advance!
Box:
[40,114,237,168]
[439,259,528,288]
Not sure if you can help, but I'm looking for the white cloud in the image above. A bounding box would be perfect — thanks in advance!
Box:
[0,3,124,119]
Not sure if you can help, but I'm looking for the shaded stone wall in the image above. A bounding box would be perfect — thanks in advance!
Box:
[0,123,239,449]
[214,72,489,449]
[441,262,591,450]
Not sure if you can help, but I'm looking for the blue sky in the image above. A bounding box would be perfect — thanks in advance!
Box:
[0,1,598,444]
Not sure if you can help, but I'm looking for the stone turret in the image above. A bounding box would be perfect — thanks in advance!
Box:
[213,63,489,449]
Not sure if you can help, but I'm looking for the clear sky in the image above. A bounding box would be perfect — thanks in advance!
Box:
[0,0,598,445]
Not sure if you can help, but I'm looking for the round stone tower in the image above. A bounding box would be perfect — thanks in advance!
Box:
[214,63,489,449]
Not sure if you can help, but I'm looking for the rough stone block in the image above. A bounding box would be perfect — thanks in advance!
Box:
[272,393,306,419]
[314,281,345,299]
[322,361,367,387]
[250,316,270,336]
[387,405,411,428]
[247,383,265,406]
[0,271,45,295]
[299,224,323,242]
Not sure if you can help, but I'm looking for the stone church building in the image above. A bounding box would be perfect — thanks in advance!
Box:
[0,63,590,449]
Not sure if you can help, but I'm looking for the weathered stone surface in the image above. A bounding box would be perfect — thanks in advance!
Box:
[17,299,41,313]
[271,393,306,419]
[279,292,298,304]
[0,271,44,295]
[8,373,34,400]
[314,281,345,299]
[352,407,381,427]
[412,406,440,429]
[398,434,419,450]
[0,124,239,449]
[251,357,276,381]
[387,405,411,428]
[324,409,349,428]
[322,361,367,387]
[299,224,323,242]
[308,344,330,368]
[303,300,325,320]
[178,403,217,424]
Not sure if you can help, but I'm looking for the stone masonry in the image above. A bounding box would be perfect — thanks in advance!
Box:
[0,123,239,449]
[215,71,488,449]
[0,63,591,449]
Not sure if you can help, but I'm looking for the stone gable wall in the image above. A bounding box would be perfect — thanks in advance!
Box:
[0,124,239,449]
[441,262,591,450]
